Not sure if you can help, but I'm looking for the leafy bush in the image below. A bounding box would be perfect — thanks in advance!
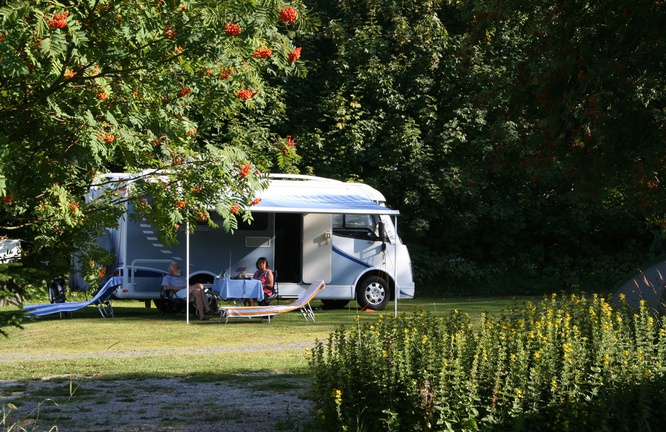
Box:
[309,295,666,431]
[412,246,645,298]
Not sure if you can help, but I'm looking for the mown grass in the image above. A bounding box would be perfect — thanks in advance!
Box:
[0,297,534,381]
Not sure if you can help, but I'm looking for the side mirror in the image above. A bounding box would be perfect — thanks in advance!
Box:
[377,221,386,241]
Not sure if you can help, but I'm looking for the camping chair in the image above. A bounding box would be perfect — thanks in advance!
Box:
[218,279,325,323]
[158,283,217,317]
[158,287,188,315]
[24,277,122,318]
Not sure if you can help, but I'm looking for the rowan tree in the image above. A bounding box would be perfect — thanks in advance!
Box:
[0,0,311,332]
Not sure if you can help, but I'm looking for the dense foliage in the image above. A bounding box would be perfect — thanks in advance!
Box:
[310,297,666,431]
[1,0,665,331]
[289,0,664,295]
[0,0,310,331]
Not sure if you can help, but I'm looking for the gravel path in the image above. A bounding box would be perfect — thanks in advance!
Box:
[1,332,322,430]
[0,341,316,363]
[1,375,315,431]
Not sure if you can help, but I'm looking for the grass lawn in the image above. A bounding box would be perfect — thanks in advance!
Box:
[0,297,536,381]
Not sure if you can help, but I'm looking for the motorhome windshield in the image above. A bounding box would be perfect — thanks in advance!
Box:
[332,214,382,240]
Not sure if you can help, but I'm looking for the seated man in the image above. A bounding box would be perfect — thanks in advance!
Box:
[161,261,216,321]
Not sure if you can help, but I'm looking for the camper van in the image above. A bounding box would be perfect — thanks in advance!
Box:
[71,173,415,311]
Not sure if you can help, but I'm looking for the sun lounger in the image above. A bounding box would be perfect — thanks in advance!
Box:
[24,277,122,318]
[218,280,325,323]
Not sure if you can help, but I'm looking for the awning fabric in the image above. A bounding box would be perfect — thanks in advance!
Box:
[253,193,398,215]
[251,180,399,215]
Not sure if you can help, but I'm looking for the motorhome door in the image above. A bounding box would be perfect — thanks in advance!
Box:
[302,214,332,283]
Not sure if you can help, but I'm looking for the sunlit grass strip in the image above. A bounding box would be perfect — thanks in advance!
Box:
[0,298,519,381]
[309,294,666,431]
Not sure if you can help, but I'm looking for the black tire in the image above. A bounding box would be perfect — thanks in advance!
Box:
[154,299,168,312]
[321,299,350,310]
[356,275,390,311]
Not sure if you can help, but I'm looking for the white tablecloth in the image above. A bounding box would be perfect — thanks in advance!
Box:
[212,278,264,301]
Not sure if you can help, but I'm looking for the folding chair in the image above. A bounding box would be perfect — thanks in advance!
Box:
[158,288,188,315]
[258,269,278,306]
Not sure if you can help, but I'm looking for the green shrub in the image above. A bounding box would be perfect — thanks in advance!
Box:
[309,295,666,431]
[413,249,645,298]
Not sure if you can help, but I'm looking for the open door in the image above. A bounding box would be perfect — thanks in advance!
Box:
[274,213,302,283]
[302,214,332,283]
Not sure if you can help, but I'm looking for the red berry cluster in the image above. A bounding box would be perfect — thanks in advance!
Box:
[225,22,242,36]
[279,6,297,23]
[49,11,68,29]
[97,132,114,143]
[240,163,252,177]
[287,47,301,63]
[230,204,240,214]
[237,89,253,100]
[219,66,234,79]
[178,87,191,97]
[252,47,272,59]
[164,25,177,39]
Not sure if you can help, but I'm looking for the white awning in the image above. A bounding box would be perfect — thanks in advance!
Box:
[252,192,398,215]
[250,179,399,215]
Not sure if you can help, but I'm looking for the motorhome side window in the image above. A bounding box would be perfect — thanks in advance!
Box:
[332,214,379,240]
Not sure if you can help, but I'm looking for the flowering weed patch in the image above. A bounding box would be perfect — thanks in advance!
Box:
[309,295,666,431]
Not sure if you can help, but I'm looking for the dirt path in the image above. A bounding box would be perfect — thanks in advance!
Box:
[0,341,316,364]
[1,375,315,431]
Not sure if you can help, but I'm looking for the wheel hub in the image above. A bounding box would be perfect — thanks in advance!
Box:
[365,283,385,304]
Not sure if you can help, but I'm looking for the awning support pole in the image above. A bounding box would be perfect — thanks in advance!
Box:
[394,215,398,318]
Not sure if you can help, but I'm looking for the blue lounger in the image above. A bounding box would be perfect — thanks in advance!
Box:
[24,277,123,318]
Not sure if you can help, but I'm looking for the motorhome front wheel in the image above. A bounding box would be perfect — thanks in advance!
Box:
[356,275,389,311]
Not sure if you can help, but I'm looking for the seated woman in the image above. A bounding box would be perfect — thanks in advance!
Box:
[249,257,274,306]
[161,261,216,320]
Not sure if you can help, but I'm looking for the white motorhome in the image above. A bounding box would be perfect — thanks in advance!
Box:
[71,173,415,311]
